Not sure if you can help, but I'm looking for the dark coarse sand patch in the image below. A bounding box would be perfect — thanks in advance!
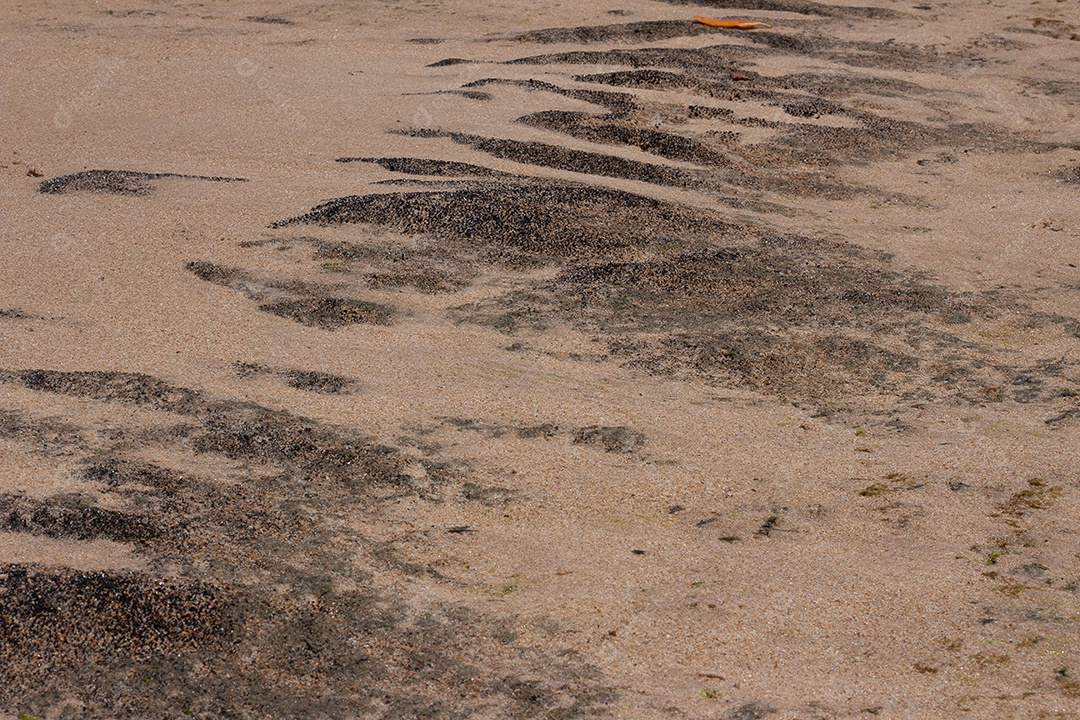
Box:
[0,371,617,718]
[655,0,905,20]
[509,19,721,45]
[38,170,246,196]
[0,493,159,543]
[235,361,357,394]
[258,296,393,329]
[185,261,395,329]
[272,181,752,267]
[336,156,519,178]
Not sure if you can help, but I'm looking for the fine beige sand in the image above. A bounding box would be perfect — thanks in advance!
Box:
[2,0,1079,718]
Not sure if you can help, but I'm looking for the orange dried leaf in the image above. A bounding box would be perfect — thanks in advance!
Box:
[693,16,772,29]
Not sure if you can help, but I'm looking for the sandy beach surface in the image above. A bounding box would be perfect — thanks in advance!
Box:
[2,0,1079,717]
